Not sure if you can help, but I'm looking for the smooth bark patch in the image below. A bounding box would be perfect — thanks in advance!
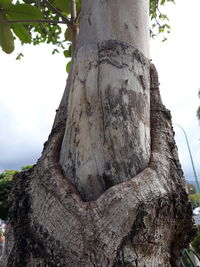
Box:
[60,41,150,201]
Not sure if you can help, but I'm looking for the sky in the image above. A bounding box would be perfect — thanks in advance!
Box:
[151,0,200,184]
[0,0,200,186]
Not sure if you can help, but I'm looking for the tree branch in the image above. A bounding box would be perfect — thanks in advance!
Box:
[69,0,79,52]
[44,0,71,26]
[71,0,77,21]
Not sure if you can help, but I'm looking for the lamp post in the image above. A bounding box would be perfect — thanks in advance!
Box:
[174,124,200,194]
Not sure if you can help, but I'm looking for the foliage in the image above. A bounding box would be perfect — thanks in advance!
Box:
[189,194,200,209]
[0,0,175,71]
[191,225,200,253]
[150,0,175,41]
[0,169,18,220]
[21,165,33,171]
[0,166,32,220]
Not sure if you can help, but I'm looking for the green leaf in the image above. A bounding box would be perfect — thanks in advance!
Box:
[52,48,59,55]
[64,27,71,41]
[54,0,70,14]
[0,0,12,9]
[6,4,43,22]
[11,24,31,43]
[66,60,71,73]
[64,49,70,58]
[63,45,71,58]
[16,52,24,60]
[0,14,14,54]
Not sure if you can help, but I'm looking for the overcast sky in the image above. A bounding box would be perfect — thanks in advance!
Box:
[151,0,200,183]
[0,0,200,185]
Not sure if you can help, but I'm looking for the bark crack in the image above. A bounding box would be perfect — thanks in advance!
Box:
[97,44,106,145]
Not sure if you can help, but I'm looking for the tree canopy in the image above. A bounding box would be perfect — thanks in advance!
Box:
[0,0,175,69]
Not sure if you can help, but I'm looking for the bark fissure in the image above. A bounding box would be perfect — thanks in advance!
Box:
[97,44,106,146]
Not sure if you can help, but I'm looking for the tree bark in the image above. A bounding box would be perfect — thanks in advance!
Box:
[60,0,150,201]
[60,41,151,201]
[0,0,195,266]
[76,0,149,57]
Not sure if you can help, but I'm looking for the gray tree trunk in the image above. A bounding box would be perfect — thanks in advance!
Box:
[0,0,195,266]
[60,0,150,201]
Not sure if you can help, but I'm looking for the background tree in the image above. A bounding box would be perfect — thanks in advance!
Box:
[0,170,18,220]
[0,1,195,266]
[0,166,32,220]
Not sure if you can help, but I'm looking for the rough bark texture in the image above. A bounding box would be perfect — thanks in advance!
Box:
[0,61,195,267]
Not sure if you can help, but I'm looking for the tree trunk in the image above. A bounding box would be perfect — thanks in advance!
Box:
[59,40,151,201]
[60,0,150,201]
[0,0,195,266]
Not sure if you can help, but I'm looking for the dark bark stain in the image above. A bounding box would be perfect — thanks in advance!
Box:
[106,85,145,123]
[102,173,114,190]
[88,17,92,26]
[124,23,128,30]
[80,174,105,202]
[98,41,130,69]
[138,75,146,91]
[86,101,92,116]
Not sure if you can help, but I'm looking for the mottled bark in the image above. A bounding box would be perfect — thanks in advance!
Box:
[60,41,150,201]
[59,0,150,201]
[0,61,195,267]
